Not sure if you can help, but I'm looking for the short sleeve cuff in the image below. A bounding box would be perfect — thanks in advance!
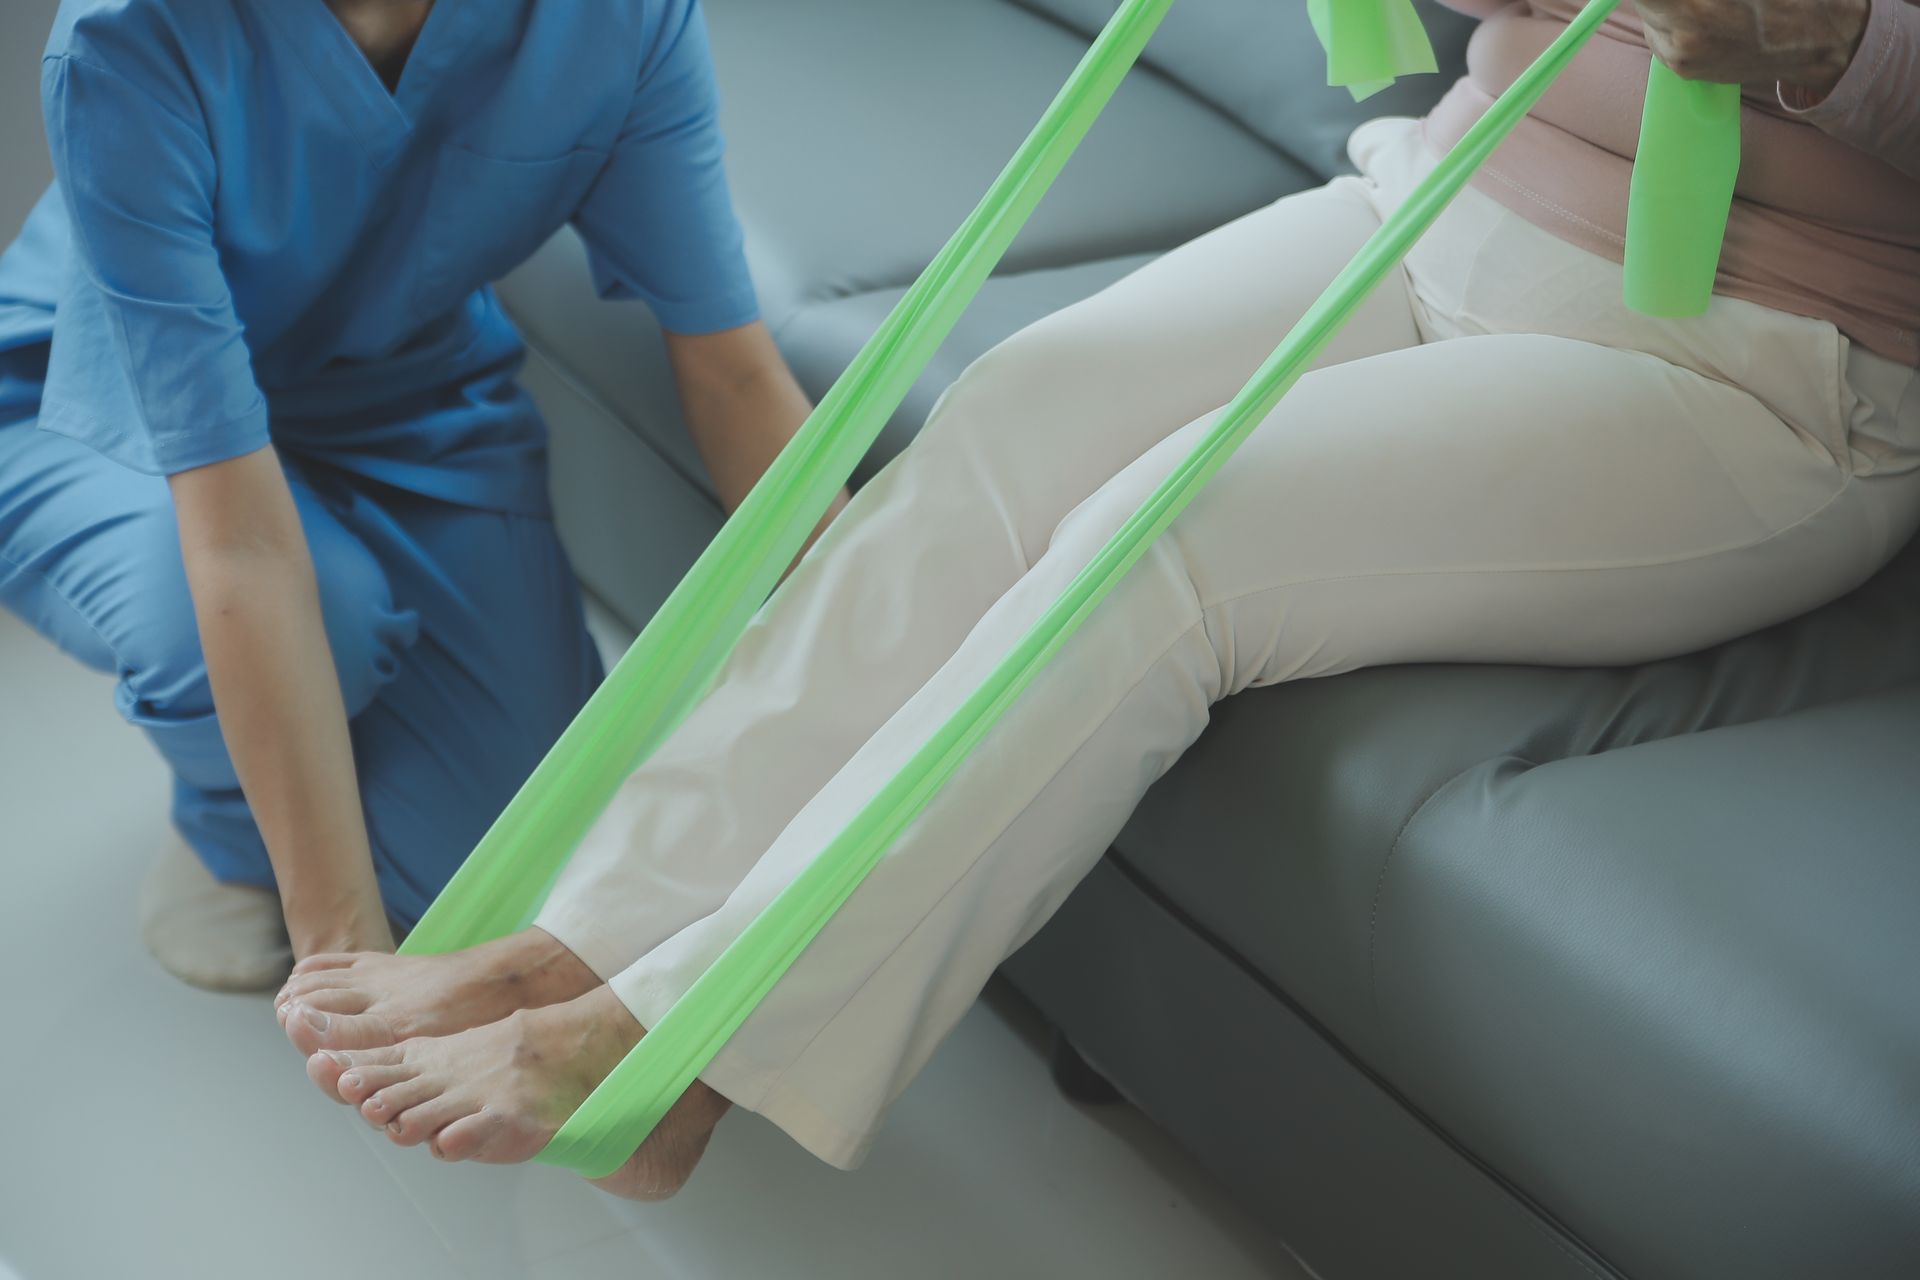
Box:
[594,268,761,336]
[36,391,271,475]
[1776,0,1911,126]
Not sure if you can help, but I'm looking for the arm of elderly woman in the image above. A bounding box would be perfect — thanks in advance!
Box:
[1635,0,1920,179]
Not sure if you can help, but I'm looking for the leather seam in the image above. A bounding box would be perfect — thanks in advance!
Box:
[1368,759,1518,1020]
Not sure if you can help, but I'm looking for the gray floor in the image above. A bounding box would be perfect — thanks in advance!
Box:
[0,607,1308,1280]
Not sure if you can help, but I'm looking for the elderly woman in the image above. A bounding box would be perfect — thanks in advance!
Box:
[0,0,825,989]
[279,0,1919,1201]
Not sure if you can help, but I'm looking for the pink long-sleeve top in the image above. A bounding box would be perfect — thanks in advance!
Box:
[1424,0,1920,364]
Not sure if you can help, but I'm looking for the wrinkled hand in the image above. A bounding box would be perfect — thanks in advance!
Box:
[1635,0,1870,98]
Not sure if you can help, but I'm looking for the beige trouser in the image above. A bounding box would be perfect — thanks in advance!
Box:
[536,118,1920,1168]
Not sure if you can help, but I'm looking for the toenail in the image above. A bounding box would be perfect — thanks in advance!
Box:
[368,1099,386,1114]
[342,1073,361,1091]
[303,1008,330,1033]
[324,1051,350,1067]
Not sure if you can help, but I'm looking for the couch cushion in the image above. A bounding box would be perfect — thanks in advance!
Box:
[708,0,1311,329]
[1111,530,1920,1064]
[1374,684,1920,1279]
[1017,0,1477,179]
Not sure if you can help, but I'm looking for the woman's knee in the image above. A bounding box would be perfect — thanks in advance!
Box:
[914,324,1087,463]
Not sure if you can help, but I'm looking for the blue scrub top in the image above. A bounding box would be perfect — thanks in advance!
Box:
[0,0,761,514]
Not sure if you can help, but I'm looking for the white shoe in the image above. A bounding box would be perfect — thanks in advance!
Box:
[139,836,293,993]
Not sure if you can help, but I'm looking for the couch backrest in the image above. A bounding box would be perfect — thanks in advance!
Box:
[1013,0,1476,179]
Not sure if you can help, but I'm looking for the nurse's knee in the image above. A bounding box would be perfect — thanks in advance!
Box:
[309,535,413,716]
[104,501,411,720]
[109,509,214,720]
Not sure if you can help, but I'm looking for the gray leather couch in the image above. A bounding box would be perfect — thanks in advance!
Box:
[501,3,1920,1276]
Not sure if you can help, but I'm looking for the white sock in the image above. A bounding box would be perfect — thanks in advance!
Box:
[139,836,292,993]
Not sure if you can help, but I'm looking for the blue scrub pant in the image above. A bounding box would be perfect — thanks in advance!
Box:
[0,398,603,928]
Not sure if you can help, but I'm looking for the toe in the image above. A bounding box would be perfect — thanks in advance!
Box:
[290,986,372,1018]
[288,1004,401,1056]
[385,1093,479,1149]
[275,970,358,1014]
[428,1110,506,1163]
[314,1010,405,1051]
[361,1075,439,1129]
[306,1044,402,1102]
[335,1060,415,1106]
[290,952,360,977]
[305,1050,353,1102]
[335,1044,406,1071]
[284,1002,334,1055]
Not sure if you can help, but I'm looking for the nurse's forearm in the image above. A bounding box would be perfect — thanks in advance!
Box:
[667,322,849,543]
[168,449,393,959]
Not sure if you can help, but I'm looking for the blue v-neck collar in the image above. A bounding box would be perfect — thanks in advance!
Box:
[259,0,480,161]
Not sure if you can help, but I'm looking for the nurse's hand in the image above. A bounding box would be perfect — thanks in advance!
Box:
[1634,0,1870,97]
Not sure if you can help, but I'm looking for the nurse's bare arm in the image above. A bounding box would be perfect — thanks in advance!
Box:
[665,320,849,545]
[168,446,395,959]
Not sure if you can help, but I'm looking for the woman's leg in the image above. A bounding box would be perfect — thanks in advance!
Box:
[299,173,1431,1157]
[302,124,1920,1187]
[563,323,1911,1172]
[532,175,1425,979]
[289,174,1420,1057]
[331,318,1913,1183]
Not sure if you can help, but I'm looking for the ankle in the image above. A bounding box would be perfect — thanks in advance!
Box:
[495,928,600,1005]
[575,982,646,1056]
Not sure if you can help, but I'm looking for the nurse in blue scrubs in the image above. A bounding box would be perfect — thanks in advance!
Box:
[0,0,825,990]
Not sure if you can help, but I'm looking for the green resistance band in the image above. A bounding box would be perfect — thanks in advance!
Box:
[1307,0,1438,101]
[1625,59,1741,317]
[537,0,1625,1180]
[398,0,1178,957]
[1306,0,1741,315]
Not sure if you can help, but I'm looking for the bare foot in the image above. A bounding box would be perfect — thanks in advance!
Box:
[276,927,598,1076]
[316,986,730,1201]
